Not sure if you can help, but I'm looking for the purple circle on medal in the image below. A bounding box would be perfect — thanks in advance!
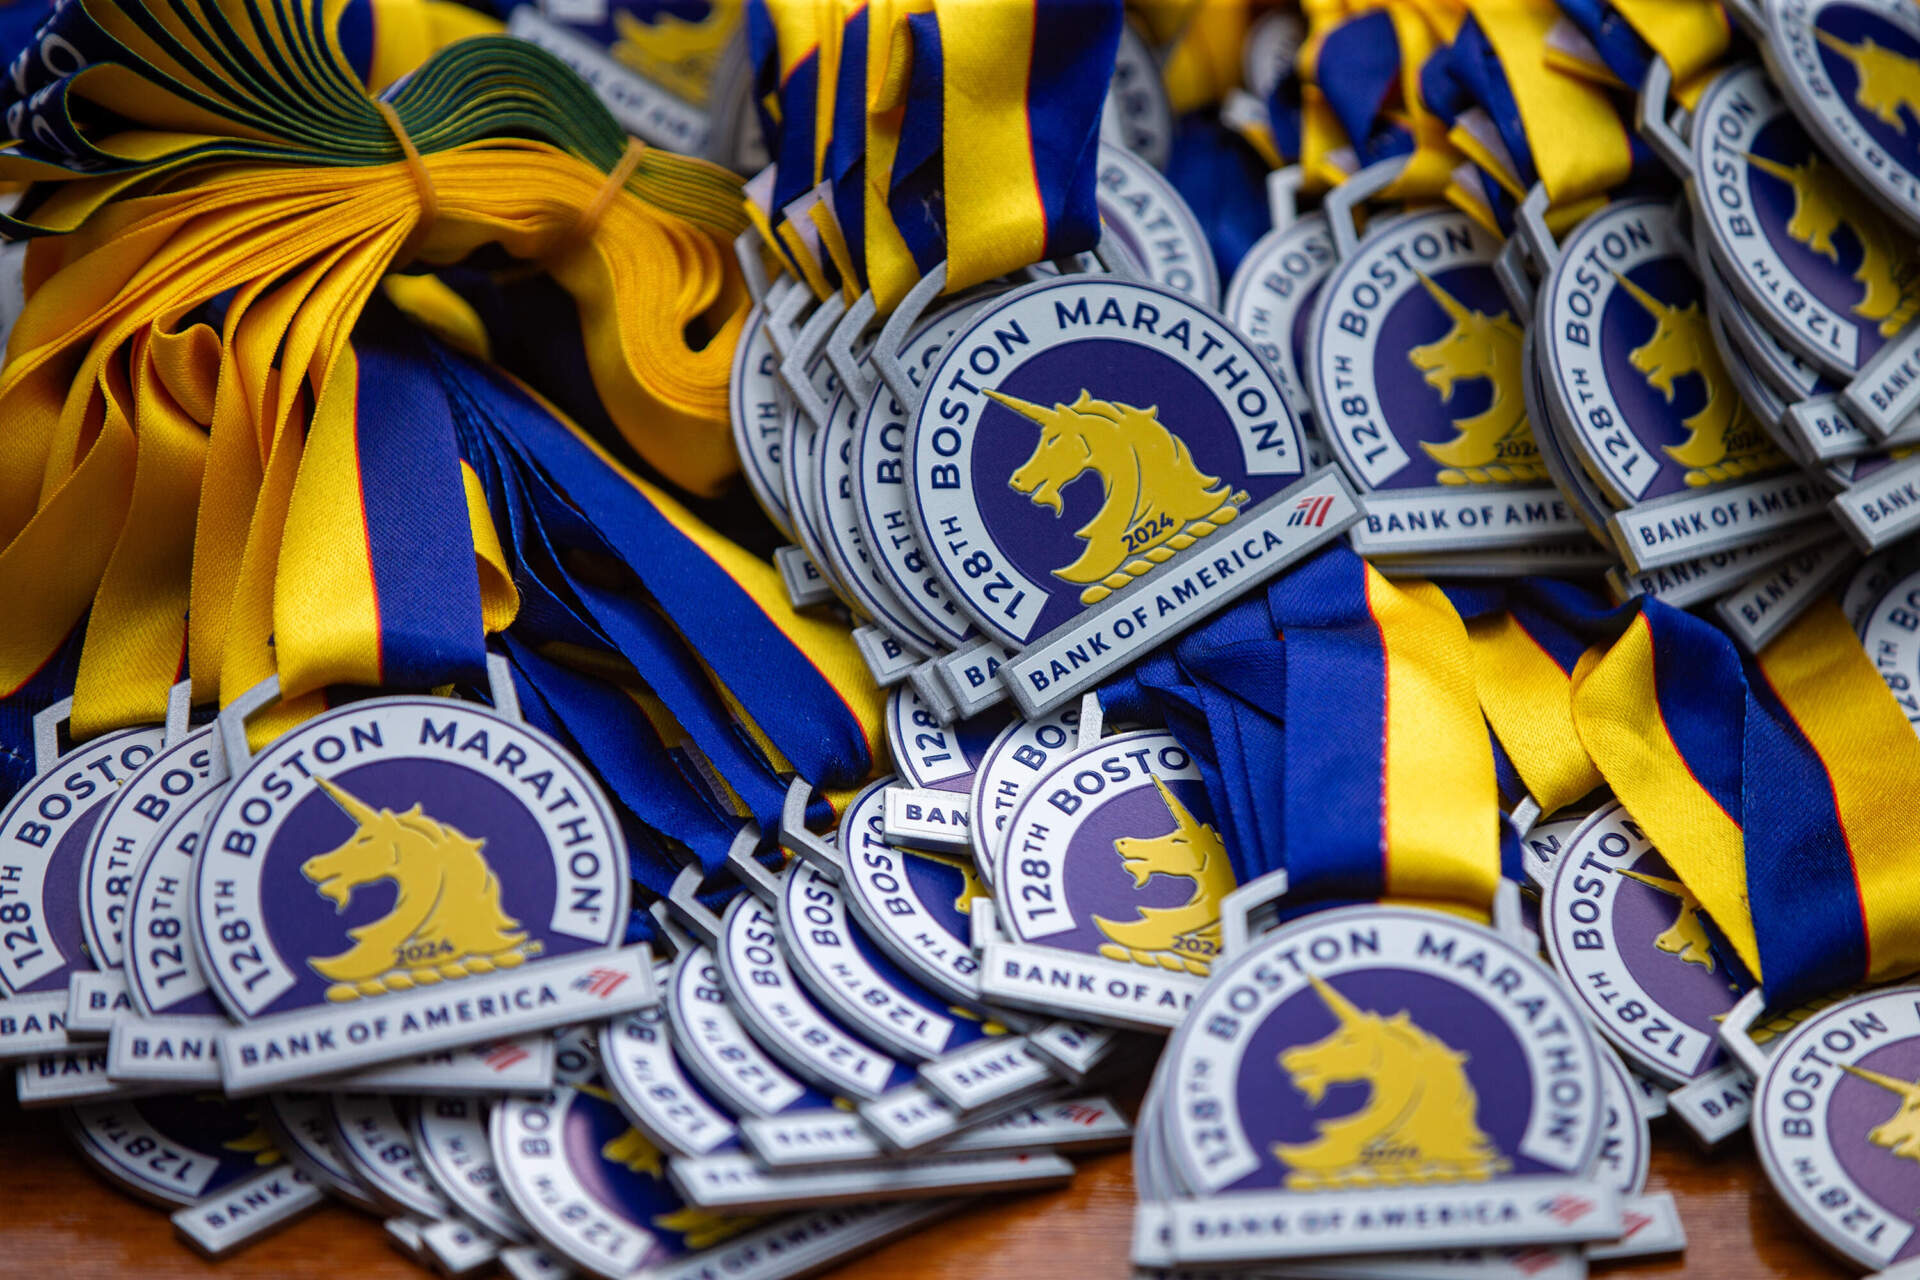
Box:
[1830,1036,1920,1257]
[38,804,102,988]
[1366,264,1515,491]
[1048,777,1224,958]
[1609,849,1742,1039]
[255,758,567,1013]
[1226,967,1542,1192]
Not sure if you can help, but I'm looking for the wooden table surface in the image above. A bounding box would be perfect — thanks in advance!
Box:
[0,1096,1848,1279]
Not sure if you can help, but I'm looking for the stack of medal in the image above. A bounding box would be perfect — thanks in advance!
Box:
[0,0,1157,1272]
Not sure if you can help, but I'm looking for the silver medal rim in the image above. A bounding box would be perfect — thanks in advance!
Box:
[414,1096,528,1241]
[1096,143,1221,307]
[124,783,228,1020]
[728,303,795,538]
[780,351,855,601]
[79,725,222,974]
[331,1093,450,1220]
[775,857,955,1063]
[1523,324,1617,546]
[833,776,982,1007]
[1222,213,1338,428]
[663,944,808,1120]
[599,995,742,1159]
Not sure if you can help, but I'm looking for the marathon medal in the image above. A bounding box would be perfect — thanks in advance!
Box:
[907,274,1351,717]
[264,1090,381,1212]
[69,1092,323,1256]
[493,1082,956,1280]
[968,701,1085,892]
[729,304,794,538]
[1222,212,1338,471]
[1095,144,1219,306]
[1759,0,1920,236]
[1157,905,1616,1264]
[1542,802,1741,1086]
[0,724,161,1060]
[853,301,989,658]
[1761,0,1920,438]
[881,685,1003,851]
[1101,21,1173,171]
[415,1094,531,1242]
[193,696,649,1092]
[1307,207,1587,558]
[779,351,853,603]
[601,985,741,1159]
[70,727,227,1035]
[331,1093,453,1219]
[976,730,1232,1031]
[1539,197,1819,573]
[1752,986,1920,1272]
[1856,564,1920,735]
[1687,64,1920,446]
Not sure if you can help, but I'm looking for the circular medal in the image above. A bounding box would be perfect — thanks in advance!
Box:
[883,684,1005,791]
[1102,22,1173,171]
[780,352,851,597]
[1540,198,1788,511]
[331,1093,452,1219]
[1753,986,1920,1271]
[193,697,626,1019]
[1242,11,1302,100]
[1308,208,1550,493]
[662,945,815,1118]
[997,730,1233,979]
[1541,802,1740,1085]
[1689,64,1920,381]
[1844,542,1920,631]
[1096,144,1219,306]
[1594,1043,1650,1197]
[728,304,793,537]
[780,842,995,1063]
[264,1090,381,1212]
[68,1092,283,1207]
[415,1095,529,1241]
[493,1084,753,1280]
[906,275,1305,650]
[968,703,1084,891]
[1160,904,1605,1196]
[715,891,909,1100]
[1222,212,1338,469]
[1696,224,1837,410]
[816,376,942,654]
[1857,565,1920,734]
[125,785,227,1018]
[81,727,226,973]
[1759,0,1920,237]
[836,779,988,1005]
[0,726,162,996]
[601,992,739,1158]
[1523,329,1617,546]
[851,298,993,652]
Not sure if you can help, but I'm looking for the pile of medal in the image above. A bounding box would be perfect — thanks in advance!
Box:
[2,0,1920,1278]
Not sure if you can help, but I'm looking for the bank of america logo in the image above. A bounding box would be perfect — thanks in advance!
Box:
[1287,494,1335,527]
[1539,1194,1596,1225]
[483,1042,531,1071]
[572,968,629,999]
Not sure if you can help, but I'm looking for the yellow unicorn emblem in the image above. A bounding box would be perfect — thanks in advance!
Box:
[987,388,1248,605]
[1408,272,1548,486]
[902,845,989,916]
[302,776,543,1003]
[1615,868,1715,973]
[583,1085,761,1249]
[1743,150,1920,338]
[215,1108,282,1167]
[1816,27,1920,133]
[1274,974,1508,1189]
[1612,270,1785,487]
[1092,777,1234,976]
[1841,1063,1920,1162]
[611,0,741,108]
